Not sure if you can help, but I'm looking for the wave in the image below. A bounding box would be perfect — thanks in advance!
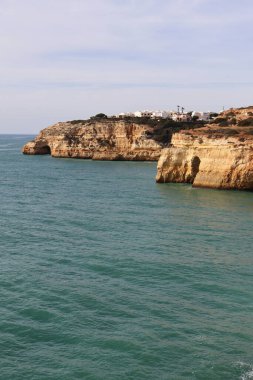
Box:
[236,362,253,380]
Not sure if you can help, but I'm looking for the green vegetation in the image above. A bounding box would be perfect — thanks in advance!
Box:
[217,129,239,136]
[68,120,88,125]
[91,113,108,119]
[212,117,227,124]
[64,115,207,145]
[209,112,219,118]
[238,117,253,126]
[144,119,205,144]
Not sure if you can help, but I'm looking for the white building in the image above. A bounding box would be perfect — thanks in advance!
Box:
[117,112,135,118]
[172,113,190,122]
[134,110,153,117]
[116,108,201,122]
[192,111,211,121]
[151,110,171,119]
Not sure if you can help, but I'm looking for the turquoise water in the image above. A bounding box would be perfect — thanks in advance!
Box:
[1,135,253,380]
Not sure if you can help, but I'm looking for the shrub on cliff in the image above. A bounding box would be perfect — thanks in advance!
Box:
[238,117,253,126]
[215,128,239,136]
[229,118,237,125]
[69,119,87,125]
[210,112,219,118]
[90,113,108,119]
[213,117,228,124]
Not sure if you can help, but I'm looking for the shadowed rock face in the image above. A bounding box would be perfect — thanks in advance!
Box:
[156,107,253,190]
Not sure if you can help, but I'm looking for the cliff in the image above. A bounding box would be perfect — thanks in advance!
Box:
[156,107,253,190]
[22,107,253,190]
[22,118,200,161]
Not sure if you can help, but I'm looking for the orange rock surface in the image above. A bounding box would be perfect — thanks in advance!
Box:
[22,119,165,161]
[156,107,253,190]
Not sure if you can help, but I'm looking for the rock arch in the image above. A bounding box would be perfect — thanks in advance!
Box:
[38,145,51,155]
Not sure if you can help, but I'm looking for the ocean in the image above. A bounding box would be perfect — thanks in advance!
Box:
[1,134,253,380]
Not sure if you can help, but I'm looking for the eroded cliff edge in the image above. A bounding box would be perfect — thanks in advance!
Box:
[22,118,199,161]
[156,107,253,190]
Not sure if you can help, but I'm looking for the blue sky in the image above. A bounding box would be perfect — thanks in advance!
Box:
[0,0,253,133]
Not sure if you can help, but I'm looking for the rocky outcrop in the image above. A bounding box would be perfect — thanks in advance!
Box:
[156,107,253,190]
[23,107,253,190]
[22,118,198,161]
[23,120,162,160]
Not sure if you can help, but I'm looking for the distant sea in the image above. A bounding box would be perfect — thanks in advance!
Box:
[1,135,253,380]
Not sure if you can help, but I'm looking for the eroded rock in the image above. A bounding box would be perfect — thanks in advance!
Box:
[22,120,167,161]
[156,107,253,190]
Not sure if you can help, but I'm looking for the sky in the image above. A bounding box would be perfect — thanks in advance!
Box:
[0,0,253,134]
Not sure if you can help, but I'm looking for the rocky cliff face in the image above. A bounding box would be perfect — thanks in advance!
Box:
[23,107,253,190]
[23,120,163,160]
[156,107,253,190]
[22,118,198,161]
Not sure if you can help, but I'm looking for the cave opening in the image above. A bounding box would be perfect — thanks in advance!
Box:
[41,145,51,155]
[191,156,201,182]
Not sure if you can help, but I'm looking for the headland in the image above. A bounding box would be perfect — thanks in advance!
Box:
[22,106,253,190]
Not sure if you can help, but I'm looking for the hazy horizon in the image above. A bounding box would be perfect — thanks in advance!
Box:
[1,0,253,134]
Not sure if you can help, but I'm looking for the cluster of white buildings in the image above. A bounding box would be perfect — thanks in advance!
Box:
[115,109,213,122]
[118,110,172,119]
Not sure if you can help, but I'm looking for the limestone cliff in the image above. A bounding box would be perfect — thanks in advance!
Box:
[22,118,198,161]
[156,107,253,190]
